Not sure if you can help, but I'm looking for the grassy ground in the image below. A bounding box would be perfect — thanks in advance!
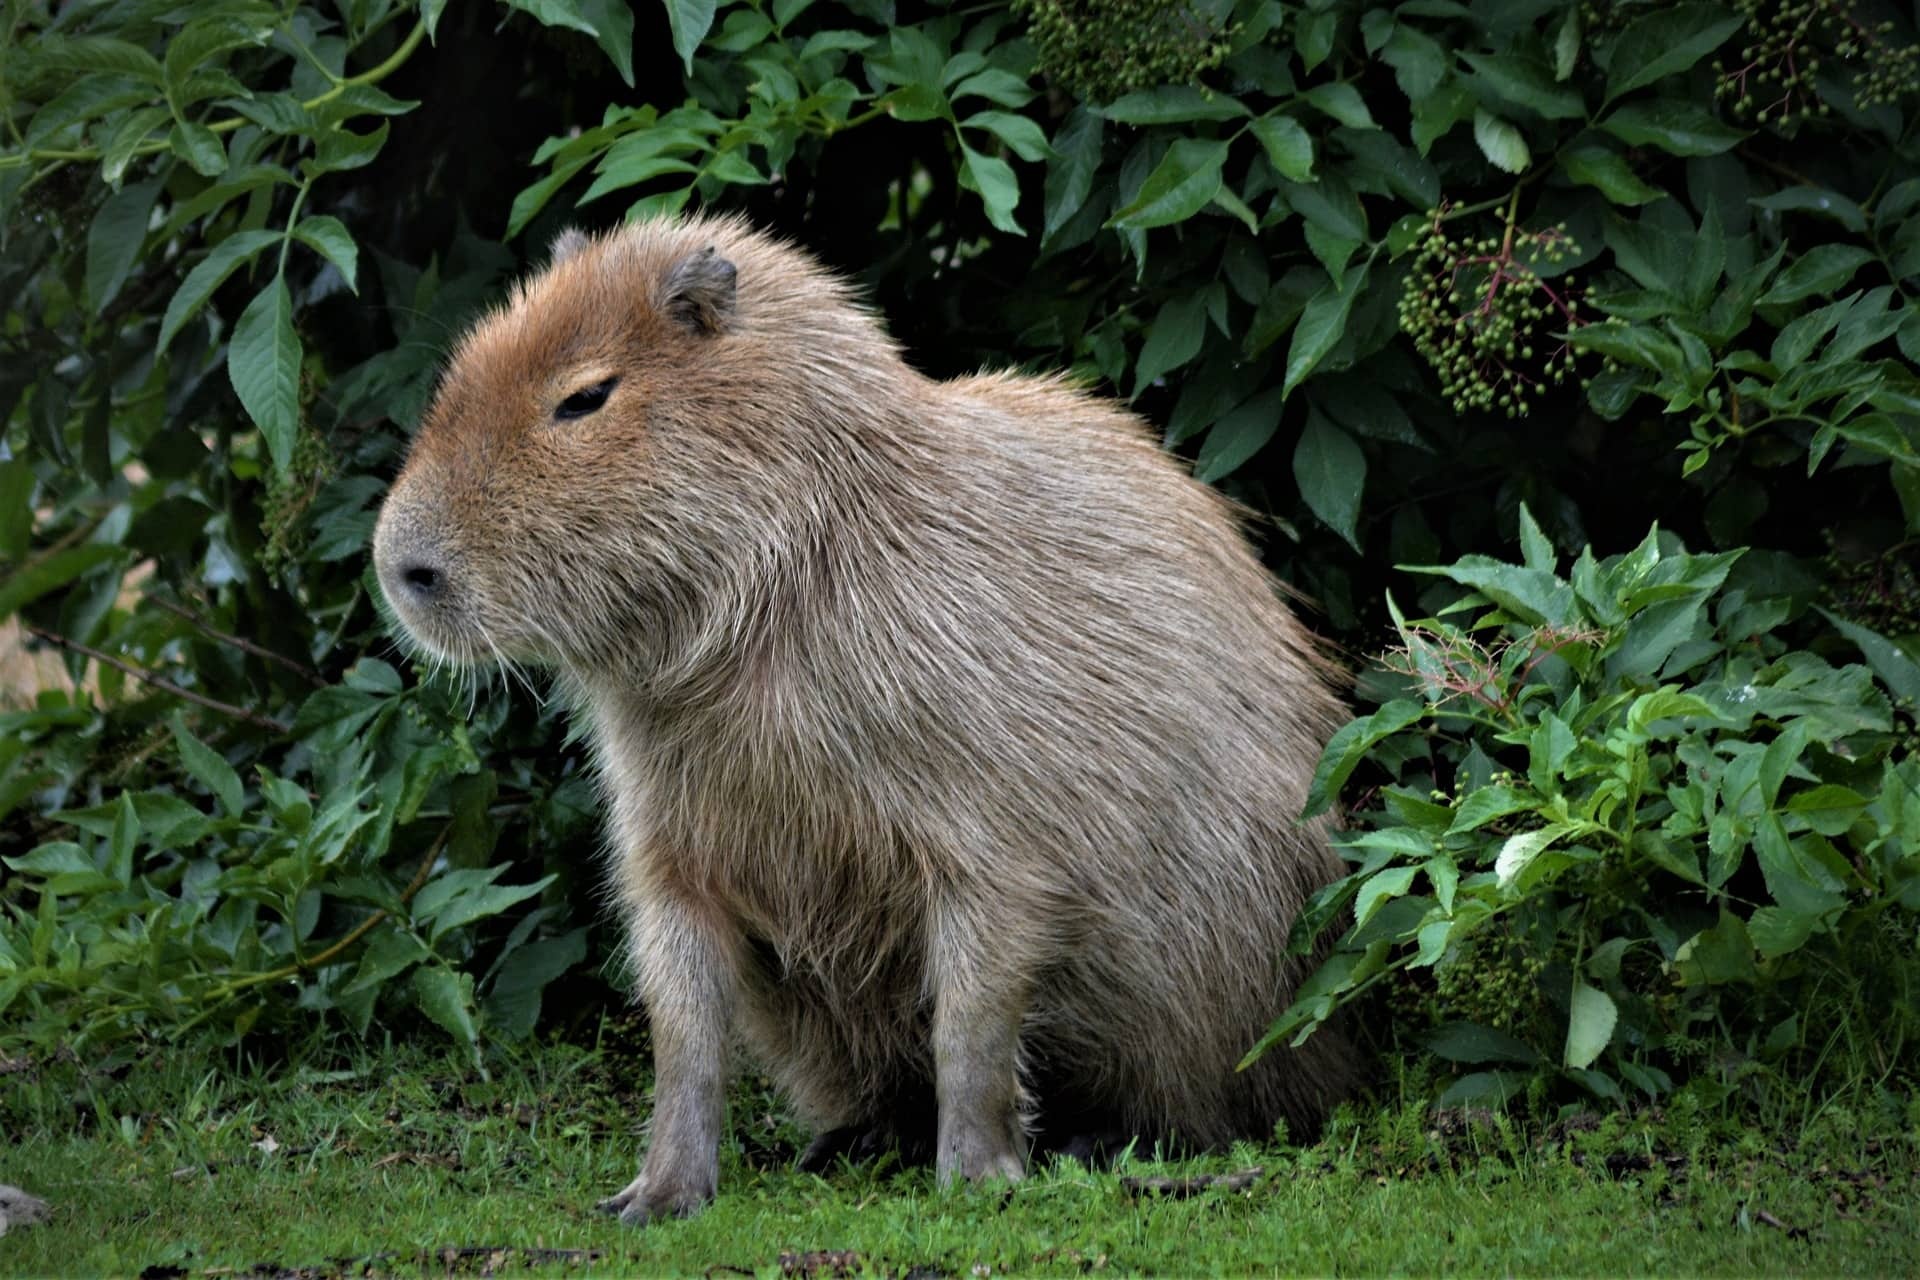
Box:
[2,1040,1915,1278]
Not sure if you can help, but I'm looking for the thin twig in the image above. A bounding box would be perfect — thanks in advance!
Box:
[147,595,326,686]
[21,624,290,732]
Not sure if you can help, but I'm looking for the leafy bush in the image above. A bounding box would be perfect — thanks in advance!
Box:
[1255,507,1920,1106]
[1,0,1916,1116]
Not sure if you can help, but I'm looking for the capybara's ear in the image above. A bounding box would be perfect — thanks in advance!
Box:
[661,245,737,336]
[549,227,591,265]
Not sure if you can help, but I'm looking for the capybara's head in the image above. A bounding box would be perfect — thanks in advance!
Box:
[372,216,882,674]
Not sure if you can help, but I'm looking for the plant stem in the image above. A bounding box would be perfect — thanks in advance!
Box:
[22,624,291,732]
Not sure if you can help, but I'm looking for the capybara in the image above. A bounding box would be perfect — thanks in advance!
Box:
[372,214,1355,1224]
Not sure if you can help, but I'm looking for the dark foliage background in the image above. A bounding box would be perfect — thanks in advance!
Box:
[2,0,1916,1115]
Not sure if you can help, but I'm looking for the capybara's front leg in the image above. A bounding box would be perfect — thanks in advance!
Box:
[597,884,737,1226]
[928,906,1030,1187]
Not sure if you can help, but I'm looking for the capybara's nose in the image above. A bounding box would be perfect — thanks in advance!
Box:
[397,559,448,605]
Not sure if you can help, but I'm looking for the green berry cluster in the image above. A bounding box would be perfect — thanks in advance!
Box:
[1714,0,1920,125]
[1012,0,1238,103]
[261,423,333,576]
[1433,928,1550,1033]
[1399,214,1586,418]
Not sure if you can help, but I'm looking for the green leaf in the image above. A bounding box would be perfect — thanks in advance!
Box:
[423,0,449,39]
[1108,139,1227,230]
[1460,52,1586,119]
[1043,107,1102,243]
[1472,110,1530,174]
[962,111,1054,163]
[0,544,123,619]
[1292,409,1366,551]
[1100,86,1248,124]
[228,278,303,474]
[1495,823,1572,888]
[310,121,389,173]
[1816,609,1920,706]
[1560,147,1663,204]
[1784,784,1868,837]
[1563,979,1617,1070]
[1194,388,1284,483]
[34,34,164,84]
[1758,245,1873,305]
[292,216,359,293]
[1133,293,1208,396]
[169,714,244,817]
[412,966,481,1064]
[1605,5,1747,100]
[1250,114,1314,182]
[506,0,597,36]
[1750,187,1868,234]
[1600,101,1745,155]
[1282,262,1370,400]
[1303,83,1376,130]
[108,791,138,888]
[1554,7,1582,80]
[1447,785,1537,834]
[1404,556,1574,626]
[101,106,169,186]
[1748,906,1816,959]
[1301,699,1426,819]
[577,0,637,85]
[85,180,160,314]
[1426,1022,1541,1066]
[958,142,1023,235]
[1352,866,1417,930]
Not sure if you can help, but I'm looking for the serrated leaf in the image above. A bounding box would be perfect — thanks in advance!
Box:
[292,216,359,292]
[1817,609,1920,705]
[1473,110,1530,173]
[1563,980,1617,1069]
[228,278,302,473]
[157,229,279,351]
[1496,823,1572,888]
[1100,86,1248,124]
[662,0,720,73]
[169,714,244,817]
[412,966,481,1061]
[170,121,227,176]
[1283,261,1369,399]
[1560,147,1663,204]
[1304,83,1376,130]
[85,180,160,314]
[1250,115,1314,181]
[1427,1022,1541,1065]
[1109,139,1227,230]
[577,0,636,85]
[1042,107,1102,243]
[1446,785,1537,834]
[101,106,168,186]
[1133,292,1208,396]
[1352,866,1417,930]
[1293,409,1365,551]
[1461,51,1586,119]
[1194,388,1284,483]
[958,141,1023,235]
[1606,5,1747,100]
[962,111,1054,163]
[1600,100,1745,155]
[1302,699,1427,819]
[1758,245,1873,306]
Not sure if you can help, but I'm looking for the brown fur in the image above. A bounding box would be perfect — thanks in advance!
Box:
[371,214,1356,1224]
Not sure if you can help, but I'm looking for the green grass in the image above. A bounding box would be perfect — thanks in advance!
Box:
[2,1042,1916,1278]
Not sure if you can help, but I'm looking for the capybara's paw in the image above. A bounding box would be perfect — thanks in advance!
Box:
[594,1172,713,1226]
[937,1131,1026,1188]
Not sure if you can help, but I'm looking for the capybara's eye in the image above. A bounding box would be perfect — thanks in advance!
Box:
[556,377,619,420]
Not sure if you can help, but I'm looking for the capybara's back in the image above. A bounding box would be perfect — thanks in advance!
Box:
[373,213,1356,1223]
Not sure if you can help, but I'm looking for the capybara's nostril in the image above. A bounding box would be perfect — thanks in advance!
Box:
[401,561,447,602]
